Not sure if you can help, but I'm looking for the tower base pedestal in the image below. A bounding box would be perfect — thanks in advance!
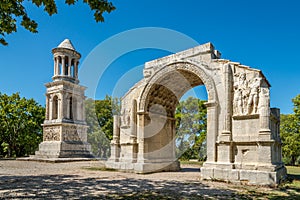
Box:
[32,141,93,159]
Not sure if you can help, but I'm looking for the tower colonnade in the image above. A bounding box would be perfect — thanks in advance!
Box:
[52,39,81,83]
[53,55,79,78]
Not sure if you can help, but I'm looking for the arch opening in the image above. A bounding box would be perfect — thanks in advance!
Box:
[69,96,73,120]
[175,85,208,161]
[71,59,75,77]
[145,69,205,118]
[141,68,211,168]
[52,95,58,120]
[64,56,69,76]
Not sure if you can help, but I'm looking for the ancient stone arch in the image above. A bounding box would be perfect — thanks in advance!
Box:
[106,42,286,186]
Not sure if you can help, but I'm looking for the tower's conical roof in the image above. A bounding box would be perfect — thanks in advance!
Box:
[57,39,76,51]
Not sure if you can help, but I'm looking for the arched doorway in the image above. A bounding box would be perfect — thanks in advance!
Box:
[52,95,59,120]
[135,62,218,172]
[106,43,286,186]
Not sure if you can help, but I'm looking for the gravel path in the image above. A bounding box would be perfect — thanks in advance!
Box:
[0,160,272,199]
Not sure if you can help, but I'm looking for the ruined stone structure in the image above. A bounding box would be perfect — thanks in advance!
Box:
[106,42,286,186]
[33,39,92,159]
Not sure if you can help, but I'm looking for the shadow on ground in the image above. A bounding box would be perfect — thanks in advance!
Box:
[288,173,300,181]
[0,173,300,199]
[180,167,200,172]
[0,174,230,199]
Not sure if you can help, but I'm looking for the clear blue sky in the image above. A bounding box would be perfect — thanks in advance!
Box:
[0,0,299,114]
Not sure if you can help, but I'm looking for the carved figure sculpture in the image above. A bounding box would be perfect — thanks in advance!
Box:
[247,77,261,114]
[234,73,249,115]
[121,107,131,127]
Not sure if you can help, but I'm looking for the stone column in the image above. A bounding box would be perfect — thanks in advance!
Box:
[218,64,233,164]
[204,101,218,163]
[75,61,79,79]
[113,115,120,141]
[77,100,81,121]
[82,96,86,121]
[61,56,66,75]
[171,118,176,160]
[76,99,81,121]
[54,57,57,76]
[59,93,64,120]
[66,96,70,119]
[137,113,146,162]
[57,56,61,75]
[259,87,271,139]
[257,86,273,167]
[49,95,53,120]
[221,64,232,137]
[68,58,72,76]
[45,95,49,120]
[130,100,137,140]
[110,115,120,161]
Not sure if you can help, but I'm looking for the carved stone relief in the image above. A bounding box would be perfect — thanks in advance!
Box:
[62,126,86,141]
[43,126,60,141]
[143,68,154,79]
[233,72,262,116]
[121,107,131,127]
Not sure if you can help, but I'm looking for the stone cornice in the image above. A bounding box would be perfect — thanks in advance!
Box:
[45,80,86,91]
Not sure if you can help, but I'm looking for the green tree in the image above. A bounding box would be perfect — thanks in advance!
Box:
[280,94,300,166]
[175,96,207,161]
[0,0,115,45]
[280,114,300,165]
[293,94,300,118]
[85,95,120,158]
[94,95,120,140]
[0,92,45,157]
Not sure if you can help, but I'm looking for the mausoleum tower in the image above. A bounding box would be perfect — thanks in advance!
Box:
[33,39,92,159]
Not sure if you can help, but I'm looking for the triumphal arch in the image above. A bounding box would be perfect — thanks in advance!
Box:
[106,42,286,185]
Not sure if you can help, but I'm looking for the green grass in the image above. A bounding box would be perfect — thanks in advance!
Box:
[81,166,117,171]
[283,166,300,189]
[287,166,300,175]
[179,160,204,166]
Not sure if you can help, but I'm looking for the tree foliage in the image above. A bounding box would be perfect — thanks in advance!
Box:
[175,97,207,161]
[293,94,300,119]
[85,95,120,158]
[0,0,115,45]
[280,94,300,166]
[0,92,45,157]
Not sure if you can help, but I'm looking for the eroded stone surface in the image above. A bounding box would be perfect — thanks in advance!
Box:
[106,42,286,186]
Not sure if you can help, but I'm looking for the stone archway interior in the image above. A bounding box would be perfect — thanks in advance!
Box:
[145,69,204,118]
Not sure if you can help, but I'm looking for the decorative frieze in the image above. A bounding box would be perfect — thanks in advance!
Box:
[62,125,87,142]
[43,126,60,141]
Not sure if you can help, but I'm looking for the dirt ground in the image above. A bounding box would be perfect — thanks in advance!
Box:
[0,160,297,199]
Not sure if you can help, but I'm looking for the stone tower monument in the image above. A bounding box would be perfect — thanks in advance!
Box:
[34,39,92,159]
